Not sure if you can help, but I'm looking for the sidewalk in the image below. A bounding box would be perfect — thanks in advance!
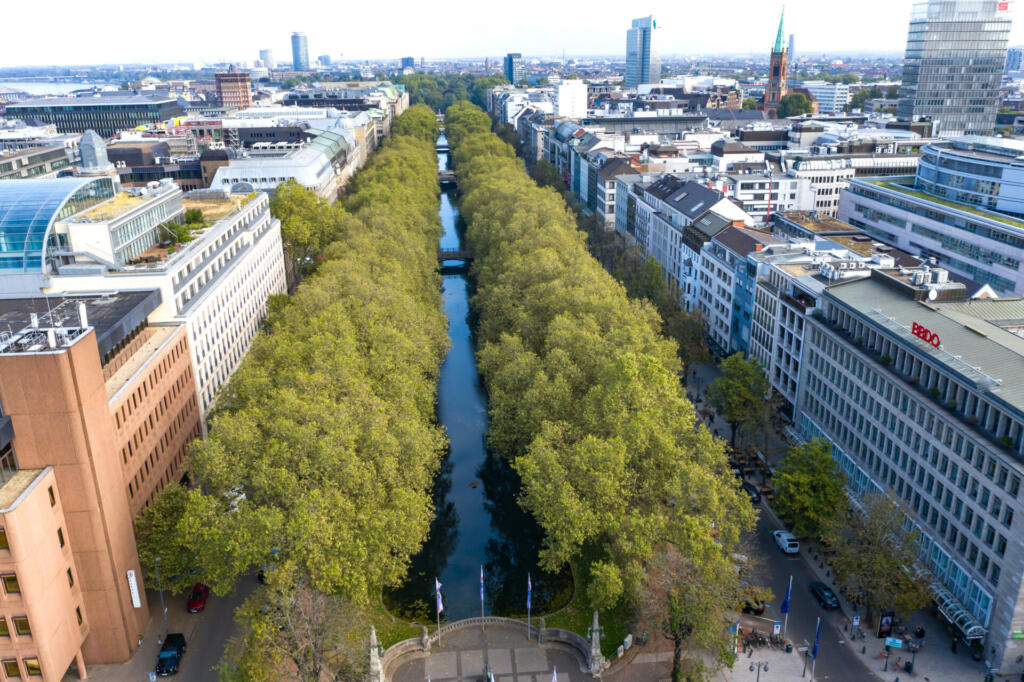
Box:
[685,363,992,682]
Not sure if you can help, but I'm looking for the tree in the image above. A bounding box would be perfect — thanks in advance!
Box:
[742,98,758,110]
[638,548,745,681]
[824,493,932,622]
[219,565,368,682]
[528,158,566,193]
[706,354,770,449]
[269,179,346,284]
[885,84,900,99]
[773,439,848,539]
[777,93,813,118]
[184,208,204,224]
[134,484,200,594]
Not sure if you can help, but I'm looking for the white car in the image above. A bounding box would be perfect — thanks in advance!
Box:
[773,530,800,554]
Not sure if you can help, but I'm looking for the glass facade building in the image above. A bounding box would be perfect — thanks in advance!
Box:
[625,16,660,89]
[291,32,309,71]
[503,53,524,86]
[0,178,114,272]
[897,0,1013,137]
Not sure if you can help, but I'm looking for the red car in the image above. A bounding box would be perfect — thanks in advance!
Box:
[186,583,210,613]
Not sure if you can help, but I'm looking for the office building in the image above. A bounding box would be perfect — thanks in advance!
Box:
[259,48,275,70]
[503,53,524,85]
[0,146,70,179]
[0,176,287,417]
[317,55,331,67]
[799,81,851,115]
[764,10,789,117]
[401,56,415,70]
[554,80,587,118]
[625,16,660,89]
[897,0,1012,136]
[0,287,203,680]
[215,70,252,110]
[291,32,310,71]
[796,266,1024,673]
[1007,45,1024,72]
[5,94,184,138]
[839,136,1024,296]
[788,33,795,62]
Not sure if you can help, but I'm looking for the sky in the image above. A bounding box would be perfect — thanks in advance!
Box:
[3,0,1024,67]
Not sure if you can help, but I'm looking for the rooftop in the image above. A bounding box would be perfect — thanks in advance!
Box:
[0,468,47,511]
[6,93,179,108]
[181,192,251,222]
[777,210,862,235]
[104,325,177,399]
[74,191,159,222]
[861,178,1024,231]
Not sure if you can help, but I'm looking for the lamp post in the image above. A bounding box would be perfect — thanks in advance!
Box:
[750,661,769,681]
[154,557,168,640]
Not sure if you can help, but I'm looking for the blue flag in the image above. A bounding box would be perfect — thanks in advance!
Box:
[527,573,532,610]
[812,618,821,659]
[780,580,791,615]
[435,578,444,614]
[480,565,485,602]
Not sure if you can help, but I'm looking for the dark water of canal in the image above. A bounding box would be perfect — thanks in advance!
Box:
[383,136,570,622]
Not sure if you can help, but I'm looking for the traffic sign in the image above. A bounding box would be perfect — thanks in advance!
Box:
[773,621,782,636]
[852,613,860,627]
[885,637,904,649]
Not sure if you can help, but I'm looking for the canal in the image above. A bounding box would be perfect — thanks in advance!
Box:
[384,135,570,621]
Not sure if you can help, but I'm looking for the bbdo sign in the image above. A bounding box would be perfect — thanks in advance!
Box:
[911,322,941,348]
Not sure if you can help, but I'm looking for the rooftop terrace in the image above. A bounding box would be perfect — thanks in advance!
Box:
[862,179,1024,231]
[73,191,159,222]
[0,469,46,511]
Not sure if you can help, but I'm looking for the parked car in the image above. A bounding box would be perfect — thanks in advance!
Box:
[742,600,766,616]
[809,581,840,609]
[186,583,210,613]
[772,530,799,554]
[742,481,761,504]
[155,633,187,676]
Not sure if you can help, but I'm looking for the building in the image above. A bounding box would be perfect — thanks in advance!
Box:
[503,53,524,85]
[291,32,310,71]
[0,146,70,180]
[796,267,1024,674]
[5,94,184,138]
[897,0,1012,137]
[625,16,660,89]
[215,70,252,110]
[764,10,789,117]
[554,80,587,118]
[400,56,415,70]
[0,177,287,417]
[259,48,275,70]
[1006,45,1023,72]
[0,290,203,680]
[799,81,851,115]
[839,136,1024,296]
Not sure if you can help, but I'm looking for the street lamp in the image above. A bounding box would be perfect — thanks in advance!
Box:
[154,557,168,640]
[750,661,769,681]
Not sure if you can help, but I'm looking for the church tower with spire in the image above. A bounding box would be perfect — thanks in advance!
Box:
[763,8,788,118]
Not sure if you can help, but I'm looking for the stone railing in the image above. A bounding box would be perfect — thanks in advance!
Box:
[378,616,599,681]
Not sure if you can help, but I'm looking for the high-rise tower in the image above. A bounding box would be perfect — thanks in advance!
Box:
[291,32,310,71]
[763,9,789,117]
[897,0,1012,136]
[625,16,660,89]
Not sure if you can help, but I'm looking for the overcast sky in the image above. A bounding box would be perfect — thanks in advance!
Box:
[3,0,1023,67]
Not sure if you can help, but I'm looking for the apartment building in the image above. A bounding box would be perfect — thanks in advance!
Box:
[796,268,1024,673]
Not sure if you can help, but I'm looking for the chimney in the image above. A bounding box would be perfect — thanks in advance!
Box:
[29,313,39,329]
[754,244,764,252]
[77,301,89,329]
[46,329,56,349]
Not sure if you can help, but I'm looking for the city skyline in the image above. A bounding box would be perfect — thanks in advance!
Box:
[3,0,1023,67]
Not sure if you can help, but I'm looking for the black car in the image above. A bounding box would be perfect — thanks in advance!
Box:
[809,581,840,609]
[156,633,186,676]
[742,481,761,504]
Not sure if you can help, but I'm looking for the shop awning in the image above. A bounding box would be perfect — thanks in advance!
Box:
[931,581,986,641]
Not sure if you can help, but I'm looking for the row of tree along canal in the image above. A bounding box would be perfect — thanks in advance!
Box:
[383,133,570,621]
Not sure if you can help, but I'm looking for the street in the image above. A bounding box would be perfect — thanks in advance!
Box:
[750,503,873,682]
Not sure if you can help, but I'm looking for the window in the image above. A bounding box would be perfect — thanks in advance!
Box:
[1,575,19,594]
[47,487,55,507]
[66,569,73,588]
[75,607,82,626]
[0,529,7,551]
[11,618,28,636]
[22,659,39,676]
[2,660,19,677]
[0,619,8,637]
[57,528,64,548]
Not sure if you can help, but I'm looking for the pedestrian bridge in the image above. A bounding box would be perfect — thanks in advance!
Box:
[439,170,456,184]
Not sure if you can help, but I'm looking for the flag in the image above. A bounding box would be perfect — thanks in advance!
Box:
[811,618,821,659]
[489,672,495,682]
[480,565,485,603]
[435,578,444,614]
[527,573,532,610]
[780,580,791,615]
[552,666,558,682]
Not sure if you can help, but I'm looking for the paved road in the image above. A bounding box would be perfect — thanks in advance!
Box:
[751,508,872,682]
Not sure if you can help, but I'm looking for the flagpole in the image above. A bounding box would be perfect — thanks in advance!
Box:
[782,574,793,640]
[811,616,821,680]
[527,573,532,641]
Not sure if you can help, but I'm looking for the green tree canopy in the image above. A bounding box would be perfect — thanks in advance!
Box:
[886,84,900,99]
[773,438,848,539]
[705,353,770,449]
[777,93,814,118]
[134,483,199,594]
[742,98,758,110]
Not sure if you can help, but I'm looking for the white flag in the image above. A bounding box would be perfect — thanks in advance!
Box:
[435,578,443,614]
[552,666,558,682]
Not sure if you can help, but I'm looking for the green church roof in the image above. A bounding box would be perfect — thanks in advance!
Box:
[773,8,786,53]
